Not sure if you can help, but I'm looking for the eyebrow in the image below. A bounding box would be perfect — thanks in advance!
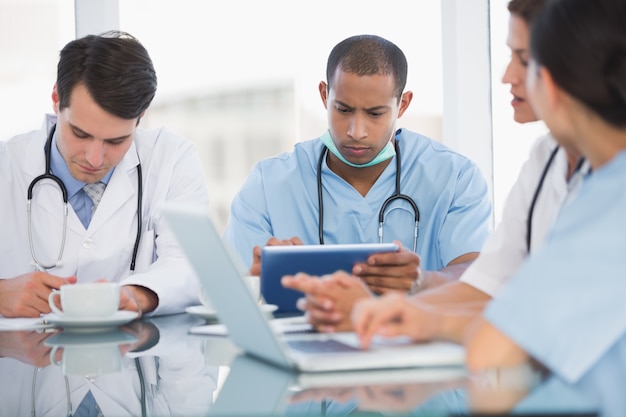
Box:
[335,100,390,113]
[69,122,133,142]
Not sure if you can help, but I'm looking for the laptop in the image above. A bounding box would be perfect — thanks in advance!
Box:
[162,203,465,372]
[261,243,398,315]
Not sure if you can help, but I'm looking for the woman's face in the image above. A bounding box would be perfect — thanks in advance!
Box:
[501,14,538,124]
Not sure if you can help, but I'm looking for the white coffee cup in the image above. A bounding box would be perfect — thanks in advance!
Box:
[48,282,120,318]
[50,344,123,377]
[199,275,260,310]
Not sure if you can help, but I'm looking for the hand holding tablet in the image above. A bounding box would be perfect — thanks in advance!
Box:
[261,243,398,314]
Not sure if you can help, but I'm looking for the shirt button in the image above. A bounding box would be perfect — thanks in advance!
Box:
[82,239,95,249]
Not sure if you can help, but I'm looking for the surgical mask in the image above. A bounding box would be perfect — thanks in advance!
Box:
[319,130,396,168]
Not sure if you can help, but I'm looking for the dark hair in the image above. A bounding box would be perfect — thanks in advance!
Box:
[530,0,626,127]
[507,0,547,25]
[56,30,157,120]
[326,34,408,99]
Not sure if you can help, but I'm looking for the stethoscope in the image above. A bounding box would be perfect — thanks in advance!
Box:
[316,136,420,252]
[26,125,143,272]
[526,145,586,252]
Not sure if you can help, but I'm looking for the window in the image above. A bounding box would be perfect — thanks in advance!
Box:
[118,0,445,231]
[0,0,74,140]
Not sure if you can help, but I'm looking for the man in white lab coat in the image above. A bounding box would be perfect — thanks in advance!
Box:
[0,31,209,318]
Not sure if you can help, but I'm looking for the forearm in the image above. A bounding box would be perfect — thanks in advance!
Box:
[125,285,159,314]
[434,301,488,343]
[420,251,479,290]
[412,281,492,343]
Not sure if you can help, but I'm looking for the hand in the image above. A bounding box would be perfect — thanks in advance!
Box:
[289,386,356,404]
[353,379,466,413]
[466,362,543,414]
[249,236,303,276]
[120,285,158,317]
[289,379,465,413]
[119,320,160,352]
[0,273,77,318]
[353,241,422,295]
[0,330,57,367]
[282,271,373,332]
[351,293,441,349]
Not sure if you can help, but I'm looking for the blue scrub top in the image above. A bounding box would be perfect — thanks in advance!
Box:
[484,151,626,384]
[224,128,492,271]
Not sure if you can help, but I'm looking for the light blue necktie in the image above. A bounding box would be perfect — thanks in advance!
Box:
[74,391,104,417]
[83,182,106,215]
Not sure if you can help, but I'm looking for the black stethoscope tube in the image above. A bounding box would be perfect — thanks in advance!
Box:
[27,125,143,272]
[526,145,587,252]
[316,137,420,251]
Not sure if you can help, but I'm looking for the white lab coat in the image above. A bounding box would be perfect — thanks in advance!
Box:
[460,134,587,296]
[0,115,210,315]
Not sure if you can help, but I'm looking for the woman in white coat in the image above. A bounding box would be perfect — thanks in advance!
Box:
[0,31,209,318]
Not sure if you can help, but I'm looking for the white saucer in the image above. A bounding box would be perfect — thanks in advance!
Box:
[44,329,137,347]
[262,304,279,313]
[42,311,139,332]
[186,305,219,320]
[186,304,278,321]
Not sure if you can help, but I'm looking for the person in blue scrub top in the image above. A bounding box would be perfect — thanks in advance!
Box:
[283,0,588,335]
[223,34,492,312]
[460,0,626,383]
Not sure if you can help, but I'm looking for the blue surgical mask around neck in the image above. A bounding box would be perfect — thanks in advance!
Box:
[319,130,396,168]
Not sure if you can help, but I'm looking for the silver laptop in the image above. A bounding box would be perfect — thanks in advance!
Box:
[162,203,465,372]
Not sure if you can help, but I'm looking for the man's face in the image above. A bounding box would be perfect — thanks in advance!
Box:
[52,83,139,183]
[320,68,407,166]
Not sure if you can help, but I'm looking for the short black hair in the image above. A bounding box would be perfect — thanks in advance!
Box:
[326,34,408,100]
[56,30,157,120]
[507,0,548,25]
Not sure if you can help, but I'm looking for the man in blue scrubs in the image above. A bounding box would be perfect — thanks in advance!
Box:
[224,35,492,321]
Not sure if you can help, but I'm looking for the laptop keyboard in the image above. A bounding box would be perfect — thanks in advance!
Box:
[287,339,361,353]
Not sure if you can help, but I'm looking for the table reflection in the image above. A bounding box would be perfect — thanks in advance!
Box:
[214,353,469,416]
[463,335,626,417]
[0,314,219,417]
[2,311,626,416]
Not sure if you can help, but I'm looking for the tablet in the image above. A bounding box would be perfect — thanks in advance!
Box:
[260,243,399,315]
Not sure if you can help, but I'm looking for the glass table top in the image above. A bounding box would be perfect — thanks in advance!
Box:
[0,312,621,416]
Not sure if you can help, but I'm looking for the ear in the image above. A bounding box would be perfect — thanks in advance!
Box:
[397,91,413,118]
[51,83,60,114]
[539,66,561,111]
[318,81,329,109]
